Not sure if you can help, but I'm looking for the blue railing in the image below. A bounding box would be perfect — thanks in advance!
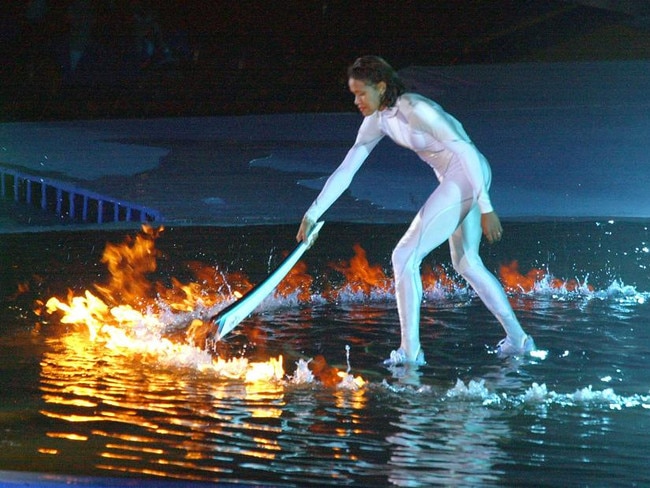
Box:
[0,166,163,224]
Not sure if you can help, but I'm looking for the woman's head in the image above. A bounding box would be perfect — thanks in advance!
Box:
[347,56,405,115]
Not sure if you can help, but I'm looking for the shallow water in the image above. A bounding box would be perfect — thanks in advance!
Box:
[1,221,649,486]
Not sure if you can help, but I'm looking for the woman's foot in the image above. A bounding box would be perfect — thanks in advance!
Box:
[496,335,536,357]
[383,347,426,366]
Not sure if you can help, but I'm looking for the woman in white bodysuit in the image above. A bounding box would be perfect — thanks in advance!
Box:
[296,56,536,365]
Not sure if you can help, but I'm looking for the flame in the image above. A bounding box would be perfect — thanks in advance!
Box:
[329,243,392,296]
[422,264,461,294]
[244,356,284,383]
[41,226,590,392]
[94,225,162,306]
[42,226,287,384]
[41,226,366,389]
[276,259,313,301]
[499,261,543,293]
[308,355,365,389]
[499,261,592,293]
[328,245,464,298]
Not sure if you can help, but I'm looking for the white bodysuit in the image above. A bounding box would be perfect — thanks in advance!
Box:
[304,93,526,360]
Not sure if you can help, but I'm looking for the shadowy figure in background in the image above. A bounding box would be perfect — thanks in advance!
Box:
[129,0,174,69]
[3,0,66,111]
[67,0,97,74]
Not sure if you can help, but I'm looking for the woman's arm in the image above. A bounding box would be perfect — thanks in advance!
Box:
[296,139,380,242]
[300,117,384,228]
[297,118,383,242]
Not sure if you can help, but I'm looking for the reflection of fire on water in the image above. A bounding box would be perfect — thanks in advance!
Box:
[41,226,585,388]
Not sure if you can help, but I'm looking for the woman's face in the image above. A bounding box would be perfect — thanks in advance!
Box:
[348,78,386,116]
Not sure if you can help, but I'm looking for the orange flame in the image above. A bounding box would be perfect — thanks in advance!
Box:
[422,264,460,293]
[40,226,364,387]
[329,243,392,296]
[94,225,162,306]
[499,261,544,293]
[308,355,365,389]
[499,261,591,293]
[276,259,313,301]
[42,225,589,389]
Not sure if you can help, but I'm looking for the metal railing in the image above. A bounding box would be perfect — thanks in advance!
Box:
[0,166,163,224]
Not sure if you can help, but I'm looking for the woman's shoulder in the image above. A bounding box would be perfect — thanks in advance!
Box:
[397,93,445,122]
[398,93,441,110]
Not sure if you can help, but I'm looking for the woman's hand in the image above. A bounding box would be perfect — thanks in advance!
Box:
[481,211,503,244]
[296,217,317,245]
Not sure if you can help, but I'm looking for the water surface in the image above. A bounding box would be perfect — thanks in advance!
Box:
[1,221,649,486]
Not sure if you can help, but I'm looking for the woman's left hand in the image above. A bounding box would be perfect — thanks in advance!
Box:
[481,211,503,244]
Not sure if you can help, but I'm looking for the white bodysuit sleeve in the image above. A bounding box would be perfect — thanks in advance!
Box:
[410,100,494,214]
[304,115,384,222]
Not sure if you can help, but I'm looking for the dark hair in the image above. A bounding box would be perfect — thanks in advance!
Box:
[347,56,405,108]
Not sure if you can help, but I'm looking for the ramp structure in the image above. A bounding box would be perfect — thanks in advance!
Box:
[0,166,162,224]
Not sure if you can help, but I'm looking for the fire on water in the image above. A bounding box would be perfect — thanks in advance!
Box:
[38,225,586,388]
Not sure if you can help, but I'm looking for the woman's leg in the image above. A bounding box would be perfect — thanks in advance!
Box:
[391,181,469,362]
[449,205,528,346]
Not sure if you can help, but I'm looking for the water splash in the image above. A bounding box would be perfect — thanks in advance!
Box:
[441,379,650,411]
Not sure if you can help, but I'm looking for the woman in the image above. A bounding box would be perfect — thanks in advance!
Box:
[296,56,536,365]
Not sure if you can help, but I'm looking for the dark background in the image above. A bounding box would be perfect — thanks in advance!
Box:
[2,0,649,121]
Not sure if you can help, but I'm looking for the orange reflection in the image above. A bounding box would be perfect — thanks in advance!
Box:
[46,432,88,441]
[38,324,286,480]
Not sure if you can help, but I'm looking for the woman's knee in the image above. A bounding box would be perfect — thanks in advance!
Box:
[451,252,482,278]
[391,245,407,271]
[392,244,418,277]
